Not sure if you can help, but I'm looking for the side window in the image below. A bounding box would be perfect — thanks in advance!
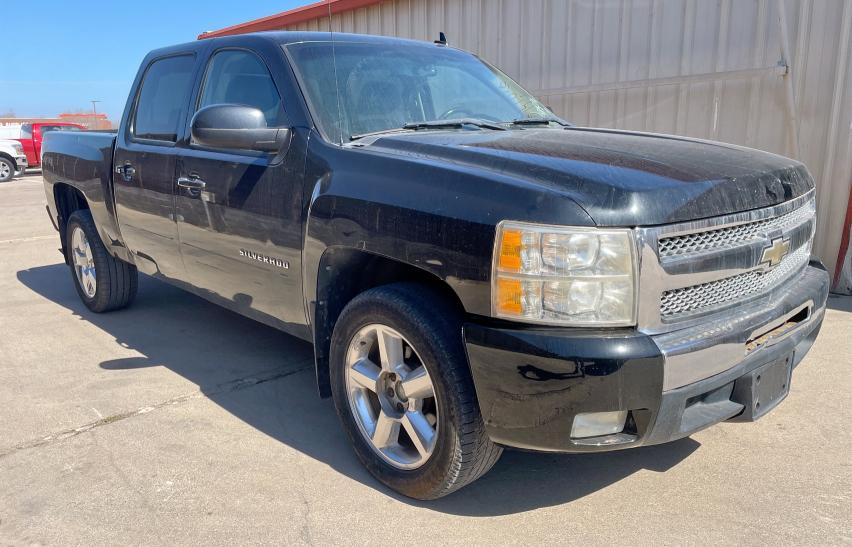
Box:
[21,125,32,139]
[198,49,284,127]
[132,55,195,142]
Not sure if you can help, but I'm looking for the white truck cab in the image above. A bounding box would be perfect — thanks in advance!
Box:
[0,139,28,182]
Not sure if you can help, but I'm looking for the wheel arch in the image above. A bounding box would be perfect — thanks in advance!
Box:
[311,247,465,398]
[53,183,90,262]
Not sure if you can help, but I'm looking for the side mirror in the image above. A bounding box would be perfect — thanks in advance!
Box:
[190,104,288,153]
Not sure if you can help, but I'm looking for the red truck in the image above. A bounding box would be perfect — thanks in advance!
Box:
[18,122,84,169]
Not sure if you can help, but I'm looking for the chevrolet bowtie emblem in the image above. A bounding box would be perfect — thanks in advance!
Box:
[759,237,790,270]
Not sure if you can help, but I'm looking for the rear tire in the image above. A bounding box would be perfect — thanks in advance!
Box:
[330,282,502,500]
[0,157,14,182]
[66,210,138,312]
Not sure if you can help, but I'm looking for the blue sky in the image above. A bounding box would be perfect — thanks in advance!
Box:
[0,0,310,122]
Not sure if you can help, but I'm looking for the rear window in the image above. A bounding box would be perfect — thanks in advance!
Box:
[39,125,82,134]
[21,124,32,139]
[132,55,195,142]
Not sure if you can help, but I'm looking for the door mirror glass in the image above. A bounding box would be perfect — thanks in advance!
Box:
[190,104,288,152]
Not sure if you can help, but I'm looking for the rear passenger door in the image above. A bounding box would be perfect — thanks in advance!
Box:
[175,47,307,329]
[114,53,200,280]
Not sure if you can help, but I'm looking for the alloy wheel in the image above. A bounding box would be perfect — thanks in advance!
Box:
[345,324,439,470]
[71,226,97,298]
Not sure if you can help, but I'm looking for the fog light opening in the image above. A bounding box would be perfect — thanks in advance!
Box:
[571,410,628,439]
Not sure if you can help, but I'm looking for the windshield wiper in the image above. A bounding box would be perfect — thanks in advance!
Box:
[349,127,412,141]
[504,117,570,127]
[403,118,507,131]
[350,118,506,141]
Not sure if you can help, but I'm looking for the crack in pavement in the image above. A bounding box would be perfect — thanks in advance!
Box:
[0,363,312,459]
[0,235,56,244]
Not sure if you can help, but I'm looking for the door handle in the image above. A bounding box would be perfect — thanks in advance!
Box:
[177,176,206,192]
[115,163,135,182]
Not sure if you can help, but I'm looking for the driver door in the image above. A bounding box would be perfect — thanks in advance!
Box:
[175,47,307,329]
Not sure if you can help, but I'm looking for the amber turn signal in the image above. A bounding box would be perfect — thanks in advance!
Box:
[497,229,522,272]
[495,278,524,315]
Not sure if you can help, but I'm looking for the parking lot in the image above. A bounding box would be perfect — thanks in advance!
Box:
[0,172,850,545]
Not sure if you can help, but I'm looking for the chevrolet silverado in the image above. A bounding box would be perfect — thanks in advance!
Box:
[42,32,828,500]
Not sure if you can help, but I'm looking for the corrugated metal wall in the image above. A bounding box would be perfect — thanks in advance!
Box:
[283,0,852,293]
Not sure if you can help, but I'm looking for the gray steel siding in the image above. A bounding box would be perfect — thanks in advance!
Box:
[283,0,852,292]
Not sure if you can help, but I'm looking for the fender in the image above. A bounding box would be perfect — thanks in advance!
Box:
[42,132,133,264]
[301,137,597,320]
[300,135,596,394]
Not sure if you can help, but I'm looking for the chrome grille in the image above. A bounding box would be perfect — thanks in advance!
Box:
[659,244,811,318]
[658,203,814,258]
[635,191,817,334]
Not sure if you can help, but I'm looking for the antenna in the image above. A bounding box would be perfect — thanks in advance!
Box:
[434,32,448,45]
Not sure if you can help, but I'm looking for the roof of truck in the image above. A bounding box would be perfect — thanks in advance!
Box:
[147,31,447,60]
[222,30,438,47]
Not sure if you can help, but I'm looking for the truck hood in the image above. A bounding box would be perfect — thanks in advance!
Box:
[361,127,813,226]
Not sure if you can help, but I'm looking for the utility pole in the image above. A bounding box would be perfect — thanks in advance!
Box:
[90,100,101,114]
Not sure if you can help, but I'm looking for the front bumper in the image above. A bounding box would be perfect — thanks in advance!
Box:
[15,155,27,171]
[464,261,829,453]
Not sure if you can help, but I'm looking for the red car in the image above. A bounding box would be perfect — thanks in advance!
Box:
[19,122,84,168]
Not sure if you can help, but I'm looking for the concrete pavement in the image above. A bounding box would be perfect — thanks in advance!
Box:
[1,173,850,545]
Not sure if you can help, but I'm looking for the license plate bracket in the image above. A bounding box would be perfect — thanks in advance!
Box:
[731,353,793,421]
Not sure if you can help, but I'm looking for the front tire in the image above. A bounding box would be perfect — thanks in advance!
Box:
[66,210,138,312]
[330,283,502,499]
[0,157,14,182]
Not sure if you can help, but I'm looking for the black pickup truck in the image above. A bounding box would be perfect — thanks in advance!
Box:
[42,32,828,500]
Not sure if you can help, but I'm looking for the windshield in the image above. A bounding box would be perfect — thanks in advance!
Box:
[286,41,554,143]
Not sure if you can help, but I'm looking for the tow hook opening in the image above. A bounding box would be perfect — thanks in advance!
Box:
[745,305,811,353]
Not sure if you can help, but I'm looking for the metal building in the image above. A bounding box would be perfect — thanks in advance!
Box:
[201,0,852,294]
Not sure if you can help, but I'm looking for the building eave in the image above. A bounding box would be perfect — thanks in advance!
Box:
[197,0,385,40]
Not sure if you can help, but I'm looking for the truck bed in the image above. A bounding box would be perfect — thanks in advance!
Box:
[42,130,126,262]
[43,131,116,181]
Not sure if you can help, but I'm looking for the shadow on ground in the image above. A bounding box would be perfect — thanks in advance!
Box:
[17,264,699,516]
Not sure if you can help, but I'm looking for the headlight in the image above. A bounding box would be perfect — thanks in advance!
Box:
[12,143,23,154]
[492,221,637,326]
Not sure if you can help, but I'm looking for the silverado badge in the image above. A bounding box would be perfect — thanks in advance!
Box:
[239,249,289,269]
[759,237,790,271]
